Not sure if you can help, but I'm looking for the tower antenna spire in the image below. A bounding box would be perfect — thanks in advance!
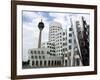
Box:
[41,19,42,22]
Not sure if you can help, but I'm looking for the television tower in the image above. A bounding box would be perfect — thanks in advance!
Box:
[38,19,44,48]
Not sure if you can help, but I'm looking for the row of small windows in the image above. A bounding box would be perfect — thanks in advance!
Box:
[31,58,80,66]
[32,60,62,66]
[56,36,62,38]
[47,51,56,56]
[56,48,67,52]
[63,48,67,52]
[50,33,72,39]
[47,46,55,49]
[49,33,55,36]
[50,39,55,42]
[56,49,62,52]
[55,37,67,42]
[56,47,71,51]
[50,50,55,52]
[56,46,62,48]
[56,54,63,56]
[50,26,62,29]
[50,36,55,39]
[63,37,67,41]
[50,29,61,32]
[55,42,62,45]
[63,43,67,46]
[50,31,57,33]
[56,39,72,44]
[56,39,62,42]
[47,43,55,46]
[30,50,44,54]
[31,55,45,59]
[57,32,62,35]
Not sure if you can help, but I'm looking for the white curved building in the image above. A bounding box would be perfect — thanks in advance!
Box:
[49,21,62,43]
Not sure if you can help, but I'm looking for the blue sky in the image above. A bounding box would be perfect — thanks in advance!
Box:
[22,10,90,61]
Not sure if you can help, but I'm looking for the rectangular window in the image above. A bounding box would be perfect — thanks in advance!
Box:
[63,32,65,35]
[69,33,72,37]
[69,45,72,49]
[69,28,72,31]
[31,56,34,59]
[76,58,80,66]
[66,48,67,51]
[35,56,37,59]
[38,51,40,54]
[31,50,33,54]
[69,39,72,43]
[41,51,44,54]
[34,50,36,54]
[63,38,65,41]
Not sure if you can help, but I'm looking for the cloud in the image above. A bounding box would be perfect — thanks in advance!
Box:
[49,13,72,29]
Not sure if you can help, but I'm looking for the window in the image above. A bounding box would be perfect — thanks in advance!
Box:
[35,56,37,59]
[63,43,67,46]
[52,61,53,66]
[31,56,34,59]
[32,61,34,65]
[43,56,45,59]
[55,61,57,65]
[65,48,67,51]
[69,45,72,49]
[44,61,46,66]
[74,39,76,43]
[69,39,72,43]
[47,51,50,54]
[30,50,33,54]
[80,41,85,46]
[34,50,36,54]
[82,49,88,54]
[63,48,65,51]
[50,50,52,52]
[76,58,80,66]
[63,32,65,35]
[36,61,38,66]
[65,60,67,66]
[40,60,42,66]
[41,51,44,54]
[69,33,72,37]
[38,51,40,54]
[48,60,50,66]
[69,28,72,31]
[63,38,65,41]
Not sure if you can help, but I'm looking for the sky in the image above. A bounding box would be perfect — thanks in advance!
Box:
[22,10,90,61]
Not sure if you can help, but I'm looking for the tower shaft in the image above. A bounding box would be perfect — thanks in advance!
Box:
[38,30,42,48]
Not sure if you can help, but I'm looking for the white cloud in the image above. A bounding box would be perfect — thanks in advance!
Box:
[49,13,72,29]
